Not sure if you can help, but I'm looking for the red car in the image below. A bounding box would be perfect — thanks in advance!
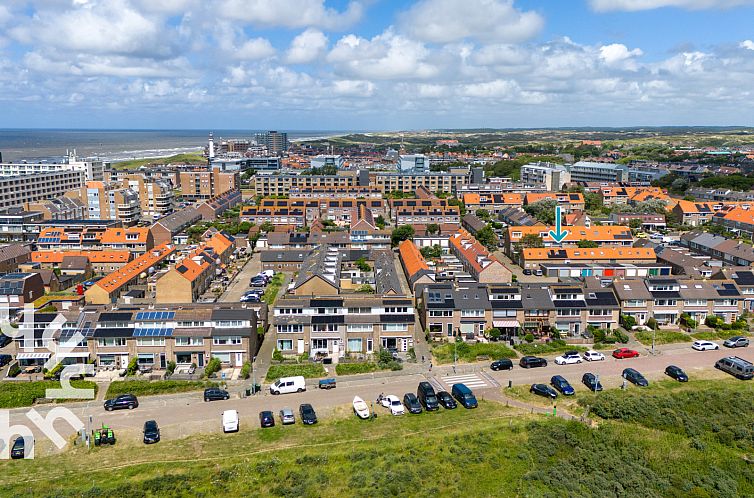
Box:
[612,348,640,359]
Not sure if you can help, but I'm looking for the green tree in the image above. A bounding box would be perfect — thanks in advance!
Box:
[420,244,442,259]
[577,239,599,248]
[204,357,222,378]
[620,314,636,329]
[523,198,558,225]
[391,224,415,247]
[260,221,274,233]
[448,197,466,216]
[520,234,544,249]
[629,218,643,230]
[426,223,440,236]
[584,192,603,212]
[475,225,497,249]
[475,209,491,220]
[375,215,386,229]
[355,257,371,272]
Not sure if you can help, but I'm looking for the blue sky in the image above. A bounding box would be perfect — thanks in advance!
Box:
[1,0,754,130]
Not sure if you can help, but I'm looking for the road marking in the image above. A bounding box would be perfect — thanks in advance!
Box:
[440,373,489,389]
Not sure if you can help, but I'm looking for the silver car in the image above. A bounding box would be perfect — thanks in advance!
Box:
[279,407,295,425]
[723,336,750,348]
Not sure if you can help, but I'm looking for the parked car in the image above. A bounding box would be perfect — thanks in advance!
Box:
[490,359,513,371]
[299,403,318,425]
[379,395,405,415]
[519,356,547,368]
[204,388,230,402]
[143,420,160,444]
[723,336,750,348]
[259,410,275,428]
[417,381,439,411]
[270,376,306,395]
[612,348,640,359]
[715,356,754,380]
[240,294,260,303]
[522,269,532,275]
[403,393,423,414]
[222,410,239,433]
[104,394,138,411]
[582,372,603,392]
[0,354,12,367]
[554,351,583,365]
[622,368,649,387]
[436,391,457,409]
[11,436,28,459]
[318,378,337,389]
[530,383,558,399]
[692,340,720,351]
[550,375,575,396]
[451,383,478,409]
[279,407,296,425]
[583,350,605,362]
[0,333,11,348]
[665,365,688,382]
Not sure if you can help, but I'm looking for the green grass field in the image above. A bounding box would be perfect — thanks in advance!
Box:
[111,153,205,170]
[265,363,326,381]
[0,380,98,408]
[105,380,217,398]
[431,341,517,364]
[3,382,754,497]
[634,330,691,345]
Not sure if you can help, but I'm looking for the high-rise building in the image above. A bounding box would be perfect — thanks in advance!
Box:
[65,181,141,225]
[122,174,175,220]
[0,150,105,181]
[179,170,239,200]
[255,131,289,155]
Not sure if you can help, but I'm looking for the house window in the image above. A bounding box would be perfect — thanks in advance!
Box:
[97,338,127,347]
[277,340,293,351]
[347,338,362,352]
[136,337,165,346]
[312,339,328,349]
[382,323,408,332]
[213,336,242,345]
[346,324,372,332]
[216,320,243,328]
[175,337,204,346]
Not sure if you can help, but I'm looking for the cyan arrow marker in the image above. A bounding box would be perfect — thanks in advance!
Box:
[548,205,569,243]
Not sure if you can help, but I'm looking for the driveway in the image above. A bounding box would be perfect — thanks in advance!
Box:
[219,254,261,303]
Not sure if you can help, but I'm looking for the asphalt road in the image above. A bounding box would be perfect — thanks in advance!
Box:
[219,254,261,303]
[9,345,754,456]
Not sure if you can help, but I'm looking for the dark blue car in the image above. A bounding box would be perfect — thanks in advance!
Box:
[550,375,575,396]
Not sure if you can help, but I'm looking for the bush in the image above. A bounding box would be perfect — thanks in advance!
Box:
[514,339,587,356]
[125,357,138,376]
[620,314,637,329]
[240,361,252,380]
[524,333,534,343]
[705,315,724,329]
[613,329,629,343]
[335,362,380,375]
[487,328,502,341]
[106,380,215,398]
[265,363,326,382]
[0,380,98,408]
[431,342,517,364]
[635,330,691,345]
[646,317,658,330]
[7,363,21,378]
[407,347,416,361]
[272,348,284,362]
[204,357,222,378]
[166,361,177,376]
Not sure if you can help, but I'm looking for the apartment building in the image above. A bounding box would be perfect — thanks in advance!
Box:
[31,250,132,273]
[525,192,586,213]
[251,174,358,197]
[24,197,86,221]
[371,171,470,194]
[311,155,346,170]
[122,174,174,220]
[462,193,523,215]
[179,170,239,200]
[13,304,258,370]
[35,226,153,253]
[150,207,202,246]
[288,186,383,199]
[520,246,656,270]
[272,295,415,357]
[504,225,634,256]
[0,151,105,181]
[0,170,86,210]
[66,181,141,225]
[449,228,512,283]
[255,131,288,155]
[520,162,570,191]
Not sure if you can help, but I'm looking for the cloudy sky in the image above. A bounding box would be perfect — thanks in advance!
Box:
[1,0,754,130]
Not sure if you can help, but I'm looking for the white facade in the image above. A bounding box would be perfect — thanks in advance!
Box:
[0,151,105,182]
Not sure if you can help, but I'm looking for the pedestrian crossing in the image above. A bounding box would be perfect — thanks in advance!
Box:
[440,373,489,390]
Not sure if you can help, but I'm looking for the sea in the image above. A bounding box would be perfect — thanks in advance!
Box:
[0,129,352,163]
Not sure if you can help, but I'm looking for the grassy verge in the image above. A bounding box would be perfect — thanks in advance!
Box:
[514,340,587,356]
[105,380,216,398]
[335,362,381,375]
[431,341,517,364]
[691,330,749,341]
[3,392,754,497]
[111,153,205,170]
[634,330,691,345]
[0,380,98,408]
[262,273,285,306]
[265,363,326,381]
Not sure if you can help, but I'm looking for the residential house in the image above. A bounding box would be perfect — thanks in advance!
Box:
[525,192,586,213]
[398,240,435,293]
[421,283,491,340]
[449,228,512,283]
[0,272,44,309]
[520,246,656,270]
[149,207,202,246]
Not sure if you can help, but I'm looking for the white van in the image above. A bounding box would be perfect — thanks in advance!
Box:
[261,270,275,278]
[222,410,239,433]
[269,376,306,395]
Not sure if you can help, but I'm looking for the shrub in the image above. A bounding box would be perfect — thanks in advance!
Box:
[240,361,252,380]
[166,361,177,376]
[487,328,501,341]
[514,339,587,356]
[524,333,535,343]
[204,357,222,378]
[646,317,658,330]
[125,357,138,376]
[335,362,380,375]
[621,314,636,329]
[431,342,517,364]
[613,329,629,343]
[272,348,284,362]
[265,363,325,381]
[7,364,21,378]
[705,315,724,329]
[407,347,416,361]
[635,330,690,346]
[106,380,215,398]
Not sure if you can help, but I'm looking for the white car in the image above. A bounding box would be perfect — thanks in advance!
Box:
[692,340,720,351]
[222,410,239,433]
[379,395,405,416]
[554,351,583,365]
[583,350,606,362]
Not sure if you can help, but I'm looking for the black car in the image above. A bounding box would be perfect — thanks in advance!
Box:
[10,436,28,459]
[490,358,513,371]
[0,333,11,348]
[530,383,558,399]
[299,403,318,425]
[664,365,688,382]
[519,356,547,368]
[550,375,575,396]
[436,391,457,409]
[582,372,603,392]
[523,269,532,275]
[259,410,275,428]
[0,354,12,367]
[143,420,160,444]
[622,368,648,387]
[417,381,440,411]
[104,394,138,411]
[403,393,423,414]
[204,388,230,402]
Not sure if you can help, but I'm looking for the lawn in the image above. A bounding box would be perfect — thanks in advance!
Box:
[691,330,750,341]
[0,380,98,408]
[634,330,691,346]
[431,341,517,364]
[334,362,381,376]
[265,363,326,381]
[105,380,217,398]
[111,153,205,170]
[3,393,754,498]
[514,339,588,356]
[262,272,285,306]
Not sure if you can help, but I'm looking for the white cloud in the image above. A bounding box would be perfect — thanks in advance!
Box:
[590,0,754,11]
[741,40,754,50]
[400,0,543,43]
[235,38,276,60]
[286,29,328,64]
[218,0,364,29]
[328,31,438,80]
[332,80,374,96]
[599,43,644,70]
